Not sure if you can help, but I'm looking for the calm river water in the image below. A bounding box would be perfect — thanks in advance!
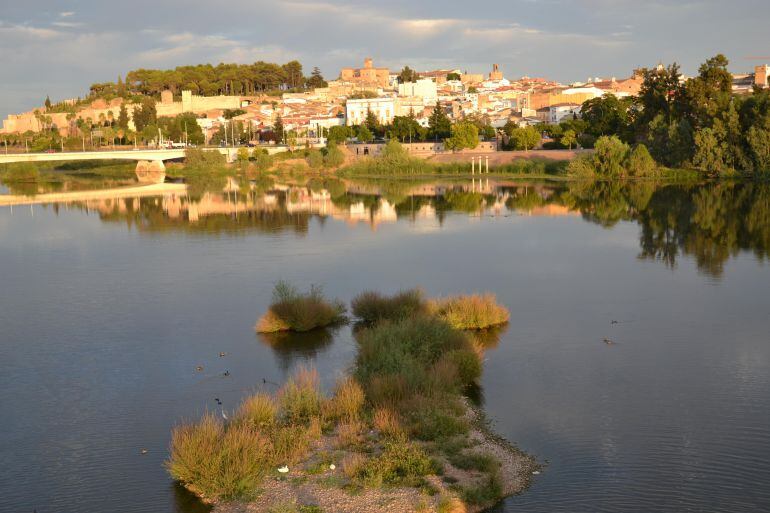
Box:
[1,178,769,513]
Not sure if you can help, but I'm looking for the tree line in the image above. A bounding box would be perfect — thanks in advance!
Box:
[574,54,770,176]
[87,61,328,100]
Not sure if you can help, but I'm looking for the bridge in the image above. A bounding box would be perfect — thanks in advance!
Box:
[0,148,193,164]
[0,148,239,184]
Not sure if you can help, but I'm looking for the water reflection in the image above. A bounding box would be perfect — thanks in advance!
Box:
[2,173,769,513]
[257,327,339,372]
[3,177,767,278]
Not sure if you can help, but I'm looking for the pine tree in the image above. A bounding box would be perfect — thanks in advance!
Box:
[428,101,451,141]
[274,114,284,143]
[44,95,52,110]
[365,108,378,132]
[117,104,129,130]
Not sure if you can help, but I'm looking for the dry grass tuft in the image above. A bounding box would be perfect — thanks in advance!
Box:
[430,293,510,330]
[341,452,368,480]
[236,393,277,429]
[373,408,403,438]
[166,414,272,501]
[330,376,365,421]
[278,366,323,425]
[336,419,365,448]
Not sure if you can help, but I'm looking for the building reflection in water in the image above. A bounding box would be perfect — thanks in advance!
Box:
[2,178,768,278]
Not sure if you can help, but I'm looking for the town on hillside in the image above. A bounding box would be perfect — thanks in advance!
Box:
[2,58,769,151]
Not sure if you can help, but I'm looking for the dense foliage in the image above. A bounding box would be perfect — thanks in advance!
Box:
[576,54,770,176]
[89,61,325,99]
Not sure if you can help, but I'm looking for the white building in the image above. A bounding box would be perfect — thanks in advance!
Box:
[547,104,582,124]
[345,98,396,125]
[397,79,438,104]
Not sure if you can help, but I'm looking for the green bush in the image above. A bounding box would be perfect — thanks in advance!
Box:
[447,451,500,473]
[593,136,630,177]
[351,289,428,323]
[354,439,436,487]
[409,405,469,441]
[185,147,227,167]
[306,150,324,169]
[442,349,482,386]
[323,144,345,167]
[626,144,657,177]
[460,472,503,506]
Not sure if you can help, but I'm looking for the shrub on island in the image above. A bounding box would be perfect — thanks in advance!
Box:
[351,289,510,330]
[428,293,510,330]
[255,281,346,333]
[350,289,428,323]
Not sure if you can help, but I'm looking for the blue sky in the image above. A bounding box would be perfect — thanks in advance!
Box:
[2,0,769,117]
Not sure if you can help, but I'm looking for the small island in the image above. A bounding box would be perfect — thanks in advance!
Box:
[167,287,535,513]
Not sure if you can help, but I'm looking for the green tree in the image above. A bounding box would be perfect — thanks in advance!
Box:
[44,95,52,110]
[625,144,657,177]
[581,94,634,141]
[397,66,418,84]
[117,104,129,130]
[327,125,353,145]
[282,60,304,89]
[274,114,284,143]
[357,125,373,143]
[391,113,423,142]
[306,67,327,88]
[678,54,733,129]
[365,109,379,132]
[693,127,727,175]
[593,136,630,177]
[446,72,461,81]
[561,129,577,149]
[746,116,770,172]
[445,121,479,151]
[428,102,451,141]
[133,97,157,132]
[507,126,541,151]
[237,147,250,162]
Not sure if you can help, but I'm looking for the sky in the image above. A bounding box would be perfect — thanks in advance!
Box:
[1,0,769,118]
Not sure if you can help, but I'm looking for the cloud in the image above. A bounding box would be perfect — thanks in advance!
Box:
[0,0,768,118]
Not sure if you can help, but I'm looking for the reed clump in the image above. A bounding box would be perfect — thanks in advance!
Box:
[351,289,428,323]
[256,281,346,333]
[429,293,510,330]
[352,289,509,330]
[166,366,326,503]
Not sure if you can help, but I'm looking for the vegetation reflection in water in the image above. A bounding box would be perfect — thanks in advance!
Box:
[9,176,767,279]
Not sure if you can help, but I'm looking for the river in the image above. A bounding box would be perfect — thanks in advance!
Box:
[1,178,768,512]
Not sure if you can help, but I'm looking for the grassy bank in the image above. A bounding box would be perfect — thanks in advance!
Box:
[337,141,569,179]
[168,287,535,513]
